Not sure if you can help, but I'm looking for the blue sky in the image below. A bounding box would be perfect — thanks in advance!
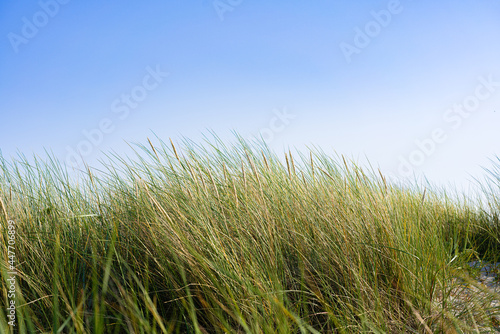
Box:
[1,0,499,192]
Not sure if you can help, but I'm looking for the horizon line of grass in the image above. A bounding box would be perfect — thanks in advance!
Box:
[1,133,500,333]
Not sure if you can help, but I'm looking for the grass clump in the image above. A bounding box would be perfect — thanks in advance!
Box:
[1,135,499,333]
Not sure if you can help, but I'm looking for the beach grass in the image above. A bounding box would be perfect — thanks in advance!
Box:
[1,135,499,333]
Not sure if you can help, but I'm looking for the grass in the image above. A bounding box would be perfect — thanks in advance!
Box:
[1,134,500,333]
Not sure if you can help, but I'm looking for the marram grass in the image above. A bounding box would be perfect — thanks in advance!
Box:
[1,135,499,333]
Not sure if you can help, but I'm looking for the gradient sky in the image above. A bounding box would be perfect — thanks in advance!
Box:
[1,1,499,193]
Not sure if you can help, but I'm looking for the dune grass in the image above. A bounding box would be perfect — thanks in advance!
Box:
[1,135,500,333]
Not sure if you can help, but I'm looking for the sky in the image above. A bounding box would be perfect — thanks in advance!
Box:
[1,0,499,194]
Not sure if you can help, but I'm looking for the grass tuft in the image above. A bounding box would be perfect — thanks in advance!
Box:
[1,135,500,333]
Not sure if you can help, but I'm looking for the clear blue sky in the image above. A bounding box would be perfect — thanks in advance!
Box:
[1,0,499,192]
